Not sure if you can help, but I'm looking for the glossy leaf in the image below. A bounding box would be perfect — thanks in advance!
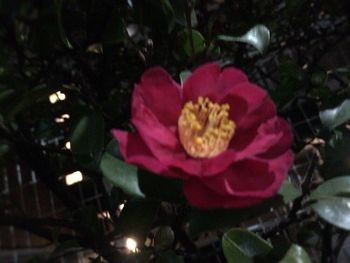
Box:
[278,179,301,203]
[118,199,159,242]
[105,138,122,159]
[177,29,206,57]
[70,112,105,167]
[322,135,350,179]
[9,86,58,118]
[54,0,73,49]
[222,228,272,263]
[218,25,270,53]
[319,99,350,130]
[171,0,197,27]
[100,153,145,198]
[162,0,176,33]
[310,176,350,230]
[154,226,175,250]
[278,245,312,263]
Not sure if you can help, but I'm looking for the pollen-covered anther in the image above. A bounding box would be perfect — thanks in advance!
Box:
[178,96,235,158]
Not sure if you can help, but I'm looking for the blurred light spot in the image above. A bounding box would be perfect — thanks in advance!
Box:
[55,118,65,123]
[98,211,111,219]
[57,91,66,100]
[65,171,83,186]
[119,203,125,211]
[49,91,66,104]
[65,141,71,150]
[61,114,70,119]
[49,94,58,104]
[126,238,137,252]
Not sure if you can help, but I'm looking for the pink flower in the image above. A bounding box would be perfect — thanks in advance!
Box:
[112,63,293,209]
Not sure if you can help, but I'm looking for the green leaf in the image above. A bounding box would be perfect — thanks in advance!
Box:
[70,112,105,168]
[222,228,273,263]
[54,0,73,49]
[103,8,127,44]
[319,99,350,130]
[154,226,175,250]
[188,196,282,237]
[310,176,350,230]
[0,86,59,120]
[278,245,312,263]
[310,176,350,198]
[9,86,57,118]
[118,199,159,242]
[177,29,206,57]
[105,138,122,159]
[278,179,301,203]
[100,153,145,198]
[179,70,191,86]
[218,25,270,53]
[156,251,184,263]
[161,0,176,33]
[170,0,197,27]
[322,135,350,178]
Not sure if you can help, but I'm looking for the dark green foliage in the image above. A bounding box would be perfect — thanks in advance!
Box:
[0,0,350,262]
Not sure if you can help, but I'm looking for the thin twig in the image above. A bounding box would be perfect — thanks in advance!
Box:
[186,0,195,58]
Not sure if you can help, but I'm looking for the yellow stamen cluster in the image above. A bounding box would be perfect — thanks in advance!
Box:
[178,96,235,158]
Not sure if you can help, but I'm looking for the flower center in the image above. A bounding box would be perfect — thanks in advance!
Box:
[178,96,235,158]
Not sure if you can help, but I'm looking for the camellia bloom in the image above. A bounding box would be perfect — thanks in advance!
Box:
[112,63,293,209]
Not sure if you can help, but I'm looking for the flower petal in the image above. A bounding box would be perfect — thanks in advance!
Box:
[132,91,181,151]
[257,118,294,159]
[133,67,182,126]
[183,64,250,103]
[220,94,248,124]
[228,98,277,151]
[183,63,221,102]
[183,179,263,209]
[218,67,249,90]
[112,129,168,175]
[235,117,293,160]
[131,96,203,176]
[200,151,293,199]
[220,82,273,126]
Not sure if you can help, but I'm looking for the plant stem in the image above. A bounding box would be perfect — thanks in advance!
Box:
[186,0,195,58]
